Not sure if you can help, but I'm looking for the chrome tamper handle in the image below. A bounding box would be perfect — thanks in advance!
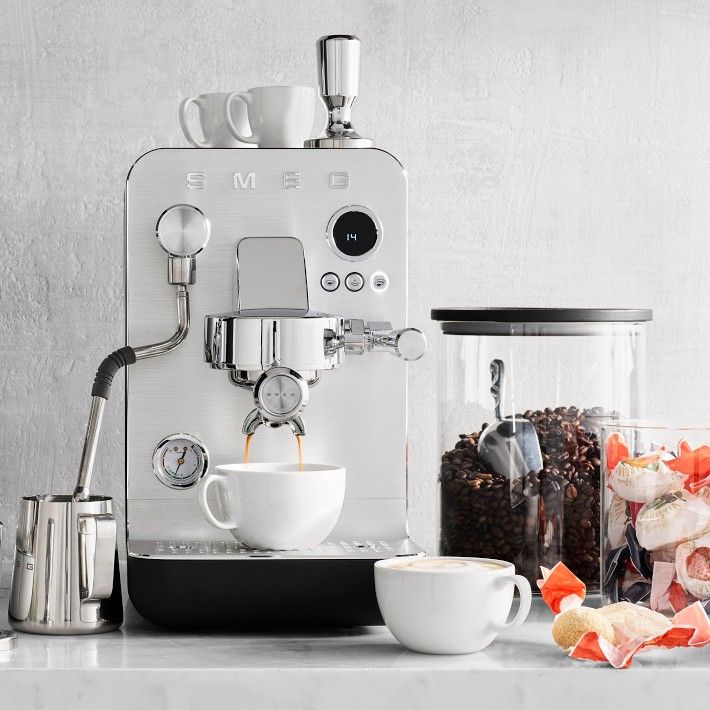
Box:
[304,34,374,149]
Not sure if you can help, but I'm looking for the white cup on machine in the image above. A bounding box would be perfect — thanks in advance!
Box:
[223,86,317,148]
[197,463,345,550]
[374,557,532,654]
[179,92,256,148]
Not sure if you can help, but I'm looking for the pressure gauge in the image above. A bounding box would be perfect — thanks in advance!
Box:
[152,433,209,489]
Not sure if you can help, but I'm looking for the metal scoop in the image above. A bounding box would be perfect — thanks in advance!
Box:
[477,359,543,488]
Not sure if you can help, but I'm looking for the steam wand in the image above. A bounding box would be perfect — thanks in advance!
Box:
[73,204,210,501]
[72,286,191,501]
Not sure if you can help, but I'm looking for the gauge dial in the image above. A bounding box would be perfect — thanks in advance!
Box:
[152,433,208,489]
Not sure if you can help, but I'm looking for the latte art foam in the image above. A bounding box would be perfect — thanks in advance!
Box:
[391,558,503,571]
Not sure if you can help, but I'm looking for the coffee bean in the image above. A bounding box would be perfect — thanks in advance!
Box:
[440,405,602,589]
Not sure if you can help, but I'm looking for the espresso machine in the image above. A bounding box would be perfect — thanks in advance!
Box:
[125,35,425,627]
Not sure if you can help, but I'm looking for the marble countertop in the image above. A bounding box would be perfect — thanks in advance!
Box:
[2,590,710,710]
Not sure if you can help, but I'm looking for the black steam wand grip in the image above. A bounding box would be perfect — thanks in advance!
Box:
[91,346,137,399]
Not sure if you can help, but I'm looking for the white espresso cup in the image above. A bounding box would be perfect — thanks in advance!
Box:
[223,85,316,148]
[179,92,255,148]
[374,557,532,654]
[197,463,345,550]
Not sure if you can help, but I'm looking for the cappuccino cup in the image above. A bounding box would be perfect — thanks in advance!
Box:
[374,556,531,654]
[179,92,256,148]
[224,86,316,148]
[197,463,345,550]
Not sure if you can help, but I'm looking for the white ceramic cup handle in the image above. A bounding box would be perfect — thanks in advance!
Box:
[491,574,532,631]
[179,96,214,148]
[224,92,259,144]
[198,472,238,530]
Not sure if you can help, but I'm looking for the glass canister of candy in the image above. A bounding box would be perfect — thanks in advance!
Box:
[432,308,651,591]
[602,421,710,611]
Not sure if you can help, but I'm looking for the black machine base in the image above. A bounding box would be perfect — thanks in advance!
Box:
[127,555,384,628]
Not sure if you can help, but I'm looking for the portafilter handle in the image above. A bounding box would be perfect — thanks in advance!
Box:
[305,35,374,148]
[344,320,426,361]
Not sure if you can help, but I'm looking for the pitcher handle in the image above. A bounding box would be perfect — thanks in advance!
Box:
[78,513,116,600]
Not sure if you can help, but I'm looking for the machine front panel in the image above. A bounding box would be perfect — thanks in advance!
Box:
[125,148,409,545]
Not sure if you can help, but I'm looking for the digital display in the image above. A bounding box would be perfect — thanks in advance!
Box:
[332,210,378,257]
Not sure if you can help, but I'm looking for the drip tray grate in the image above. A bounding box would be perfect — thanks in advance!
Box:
[129,537,423,560]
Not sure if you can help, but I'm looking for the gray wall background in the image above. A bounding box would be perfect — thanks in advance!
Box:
[1,0,709,568]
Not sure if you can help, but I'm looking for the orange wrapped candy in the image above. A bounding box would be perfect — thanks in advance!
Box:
[668,442,710,491]
[538,562,710,668]
[606,432,630,474]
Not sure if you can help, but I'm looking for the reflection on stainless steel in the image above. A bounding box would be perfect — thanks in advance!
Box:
[235,237,309,312]
[134,286,190,361]
[9,495,122,635]
[345,320,426,361]
[129,536,423,560]
[205,311,345,372]
[156,204,210,257]
[73,396,106,502]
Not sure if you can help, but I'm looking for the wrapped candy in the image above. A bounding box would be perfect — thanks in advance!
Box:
[668,442,710,493]
[608,457,685,503]
[635,490,710,551]
[676,535,710,600]
[606,494,629,548]
[539,562,710,668]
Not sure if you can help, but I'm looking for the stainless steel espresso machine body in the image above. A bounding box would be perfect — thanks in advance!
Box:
[125,36,424,627]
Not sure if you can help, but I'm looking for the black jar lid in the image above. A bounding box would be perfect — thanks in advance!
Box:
[431,308,652,336]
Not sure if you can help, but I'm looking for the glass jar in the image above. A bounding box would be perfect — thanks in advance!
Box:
[601,421,710,610]
[432,308,651,590]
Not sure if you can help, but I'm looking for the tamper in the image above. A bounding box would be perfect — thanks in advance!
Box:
[305,35,374,148]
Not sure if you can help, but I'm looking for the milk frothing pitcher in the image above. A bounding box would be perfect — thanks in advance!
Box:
[9,495,122,634]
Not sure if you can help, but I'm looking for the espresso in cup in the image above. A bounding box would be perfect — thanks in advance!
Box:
[375,556,531,654]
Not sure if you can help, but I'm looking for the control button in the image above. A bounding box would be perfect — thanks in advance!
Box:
[345,272,364,292]
[327,206,382,261]
[321,272,340,292]
[370,271,390,292]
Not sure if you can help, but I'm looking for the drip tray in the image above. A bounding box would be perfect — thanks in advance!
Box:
[128,537,424,560]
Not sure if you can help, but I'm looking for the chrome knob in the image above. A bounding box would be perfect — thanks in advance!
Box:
[305,35,373,149]
[253,367,309,422]
[371,327,427,361]
[391,328,427,361]
[243,367,309,438]
[156,204,210,257]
